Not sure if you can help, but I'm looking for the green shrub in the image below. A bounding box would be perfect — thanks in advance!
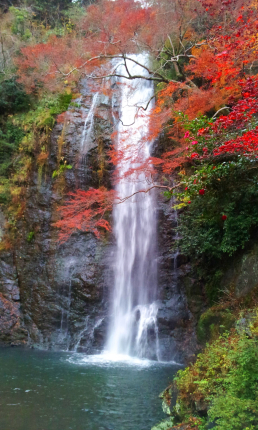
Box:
[9,6,32,39]
[0,79,31,115]
[207,334,258,429]
[49,92,73,115]
[30,0,74,27]
[209,394,258,430]
[13,92,72,132]
[0,122,24,176]
[197,308,235,343]
[168,312,258,429]
[52,163,72,179]
[177,159,258,261]
[26,231,35,242]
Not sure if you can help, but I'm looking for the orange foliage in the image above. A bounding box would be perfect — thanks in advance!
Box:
[146,0,258,173]
[53,187,116,242]
[56,111,72,123]
[15,35,87,92]
[37,152,49,165]
[14,0,158,93]
[174,88,226,119]
[83,0,155,54]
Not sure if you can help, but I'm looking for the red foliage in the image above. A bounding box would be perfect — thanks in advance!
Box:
[13,0,258,240]
[83,0,155,54]
[187,4,258,91]
[214,128,258,156]
[15,35,87,92]
[148,0,258,170]
[56,111,73,123]
[53,187,116,242]
[14,0,158,93]
[174,88,226,120]
[185,77,258,159]
[212,77,258,133]
[150,148,189,174]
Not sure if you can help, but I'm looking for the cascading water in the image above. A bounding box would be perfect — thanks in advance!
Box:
[57,258,76,350]
[105,54,160,360]
[81,92,99,155]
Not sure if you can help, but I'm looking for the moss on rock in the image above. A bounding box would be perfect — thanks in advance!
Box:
[197,308,235,343]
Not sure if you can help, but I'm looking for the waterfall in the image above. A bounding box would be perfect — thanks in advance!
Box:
[57,258,75,350]
[81,92,99,156]
[105,54,159,360]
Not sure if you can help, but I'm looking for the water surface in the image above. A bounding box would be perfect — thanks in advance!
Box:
[0,348,179,430]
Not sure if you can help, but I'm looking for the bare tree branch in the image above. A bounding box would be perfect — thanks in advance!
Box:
[116,183,182,204]
[118,94,156,127]
[212,106,230,118]
[47,53,171,84]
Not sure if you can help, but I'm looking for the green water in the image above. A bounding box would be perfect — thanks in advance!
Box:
[0,348,179,430]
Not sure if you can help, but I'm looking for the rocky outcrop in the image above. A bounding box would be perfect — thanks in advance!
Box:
[0,252,27,344]
[222,239,258,297]
[156,196,200,363]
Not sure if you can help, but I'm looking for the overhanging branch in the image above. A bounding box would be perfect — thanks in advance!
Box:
[116,183,181,204]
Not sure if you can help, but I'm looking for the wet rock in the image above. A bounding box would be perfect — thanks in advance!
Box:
[0,251,25,343]
[0,293,27,345]
[221,241,258,298]
[91,317,109,352]
[175,254,188,268]
[156,192,199,362]
[235,252,258,297]
[157,297,190,331]
[235,312,257,337]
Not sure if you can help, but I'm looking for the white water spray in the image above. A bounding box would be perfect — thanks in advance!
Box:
[106,54,159,360]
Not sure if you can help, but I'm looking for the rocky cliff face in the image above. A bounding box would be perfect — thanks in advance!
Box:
[155,198,199,362]
[0,80,114,351]
[0,81,208,362]
[0,250,27,344]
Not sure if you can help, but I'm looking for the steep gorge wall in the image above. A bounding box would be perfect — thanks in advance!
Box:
[0,81,238,362]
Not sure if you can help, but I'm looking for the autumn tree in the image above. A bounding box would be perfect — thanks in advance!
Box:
[14,0,207,91]
[53,188,116,241]
[145,0,258,173]
[11,0,258,241]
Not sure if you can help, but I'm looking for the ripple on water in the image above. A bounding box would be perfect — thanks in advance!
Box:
[66,352,180,368]
[0,347,180,430]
